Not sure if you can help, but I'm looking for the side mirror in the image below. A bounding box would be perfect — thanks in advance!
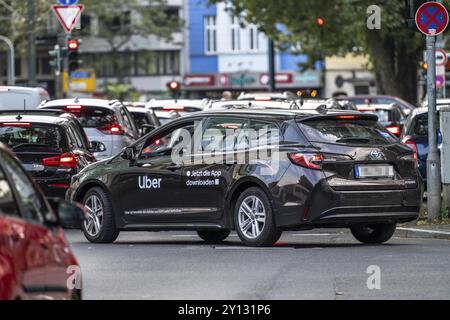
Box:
[48,198,87,229]
[141,124,156,136]
[89,141,107,153]
[121,146,136,161]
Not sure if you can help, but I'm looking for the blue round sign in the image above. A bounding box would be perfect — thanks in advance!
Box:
[58,0,79,5]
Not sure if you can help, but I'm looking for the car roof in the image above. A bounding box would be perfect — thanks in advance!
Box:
[40,98,120,110]
[356,103,399,110]
[185,108,365,120]
[127,106,152,114]
[147,99,207,108]
[0,86,48,93]
[0,114,71,125]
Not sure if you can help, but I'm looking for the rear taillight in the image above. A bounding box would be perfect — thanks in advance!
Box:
[42,153,77,169]
[288,153,324,170]
[66,105,83,111]
[387,125,401,137]
[99,123,123,135]
[1,122,32,127]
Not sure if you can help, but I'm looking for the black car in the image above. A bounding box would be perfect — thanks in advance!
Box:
[67,109,423,247]
[0,110,103,198]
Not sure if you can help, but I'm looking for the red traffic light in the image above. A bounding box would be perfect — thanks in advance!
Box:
[316,17,326,27]
[68,39,79,51]
[168,81,180,90]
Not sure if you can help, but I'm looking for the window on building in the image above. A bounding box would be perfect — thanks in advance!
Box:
[249,26,259,51]
[231,16,241,52]
[204,16,217,54]
[79,15,91,35]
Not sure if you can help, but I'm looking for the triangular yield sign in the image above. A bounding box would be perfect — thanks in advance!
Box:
[52,5,85,33]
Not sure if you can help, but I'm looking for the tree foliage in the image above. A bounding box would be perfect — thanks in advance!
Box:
[211,0,450,102]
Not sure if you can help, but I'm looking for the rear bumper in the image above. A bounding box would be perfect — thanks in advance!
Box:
[276,179,423,229]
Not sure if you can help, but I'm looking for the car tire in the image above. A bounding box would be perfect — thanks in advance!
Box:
[82,187,119,243]
[197,230,231,243]
[350,223,397,244]
[234,187,282,247]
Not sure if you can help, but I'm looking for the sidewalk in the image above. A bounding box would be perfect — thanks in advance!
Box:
[396,221,450,240]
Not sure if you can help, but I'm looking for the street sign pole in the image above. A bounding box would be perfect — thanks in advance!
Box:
[65,33,72,98]
[426,35,442,221]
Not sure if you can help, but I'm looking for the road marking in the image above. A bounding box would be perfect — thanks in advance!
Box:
[397,227,450,236]
[291,233,333,237]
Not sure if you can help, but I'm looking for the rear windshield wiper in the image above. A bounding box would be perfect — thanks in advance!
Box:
[335,137,373,144]
[12,143,52,150]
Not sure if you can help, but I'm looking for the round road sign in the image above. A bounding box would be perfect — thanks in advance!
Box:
[416,1,449,36]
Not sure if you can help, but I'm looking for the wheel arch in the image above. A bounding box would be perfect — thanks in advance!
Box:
[226,177,275,229]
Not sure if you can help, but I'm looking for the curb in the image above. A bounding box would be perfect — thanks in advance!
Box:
[396,227,450,240]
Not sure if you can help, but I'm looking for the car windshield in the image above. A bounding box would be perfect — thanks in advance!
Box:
[299,119,397,145]
[45,106,116,128]
[0,124,64,152]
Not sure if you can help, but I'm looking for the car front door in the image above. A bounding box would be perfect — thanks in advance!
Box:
[114,121,195,225]
[1,151,67,299]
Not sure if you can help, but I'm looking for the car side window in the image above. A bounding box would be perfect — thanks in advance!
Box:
[249,121,280,148]
[0,155,20,218]
[202,118,249,152]
[2,153,52,224]
[68,124,85,149]
[120,107,137,136]
[140,122,195,158]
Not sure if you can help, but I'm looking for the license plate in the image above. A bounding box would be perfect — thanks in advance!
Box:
[355,165,394,179]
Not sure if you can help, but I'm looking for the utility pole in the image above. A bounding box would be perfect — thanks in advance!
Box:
[27,0,37,87]
[268,38,276,92]
[426,35,442,221]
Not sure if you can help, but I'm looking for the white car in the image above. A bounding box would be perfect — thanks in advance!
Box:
[146,99,209,114]
[0,86,50,110]
[39,98,139,160]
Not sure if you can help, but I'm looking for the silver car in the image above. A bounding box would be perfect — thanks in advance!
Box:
[39,98,139,160]
[0,86,51,110]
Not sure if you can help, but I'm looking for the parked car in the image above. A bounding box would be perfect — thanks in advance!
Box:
[337,95,417,115]
[356,103,407,137]
[0,142,85,300]
[39,98,139,160]
[0,110,101,198]
[0,86,50,110]
[127,106,161,136]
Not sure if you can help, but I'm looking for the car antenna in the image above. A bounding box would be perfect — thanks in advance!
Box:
[16,99,26,121]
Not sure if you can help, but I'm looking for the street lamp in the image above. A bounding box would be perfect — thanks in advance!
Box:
[0,36,15,86]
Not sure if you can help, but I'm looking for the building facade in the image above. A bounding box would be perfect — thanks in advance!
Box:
[184,0,323,98]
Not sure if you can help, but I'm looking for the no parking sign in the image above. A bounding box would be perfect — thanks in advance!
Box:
[416,1,449,36]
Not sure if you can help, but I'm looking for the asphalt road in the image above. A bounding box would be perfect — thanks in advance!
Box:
[65,229,450,300]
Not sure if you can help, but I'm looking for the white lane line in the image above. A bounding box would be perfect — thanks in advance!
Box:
[397,227,450,236]
[291,234,333,237]
[172,235,198,238]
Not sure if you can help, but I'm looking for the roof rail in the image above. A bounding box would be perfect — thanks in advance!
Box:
[109,99,119,106]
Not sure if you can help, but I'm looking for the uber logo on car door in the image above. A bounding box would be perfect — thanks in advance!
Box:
[139,176,162,189]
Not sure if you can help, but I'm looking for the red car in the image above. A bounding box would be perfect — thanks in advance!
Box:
[0,143,85,300]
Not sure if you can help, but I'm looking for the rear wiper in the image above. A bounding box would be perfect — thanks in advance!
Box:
[335,137,372,144]
[12,143,51,150]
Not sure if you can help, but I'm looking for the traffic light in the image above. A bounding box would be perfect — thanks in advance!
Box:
[316,17,326,27]
[405,0,427,31]
[68,38,81,73]
[167,81,181,99]
[49,45,63,75]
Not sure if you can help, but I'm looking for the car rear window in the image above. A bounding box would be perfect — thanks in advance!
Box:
[0,124,65,152]
[131,112,149,128]
[412,114,428,136]
[298,119,397,145]
[45,106,116,128]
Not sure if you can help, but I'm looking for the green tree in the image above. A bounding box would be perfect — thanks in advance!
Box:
[211,0,450,103]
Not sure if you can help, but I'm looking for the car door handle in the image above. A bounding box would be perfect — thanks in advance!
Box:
[167,164,182,171]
